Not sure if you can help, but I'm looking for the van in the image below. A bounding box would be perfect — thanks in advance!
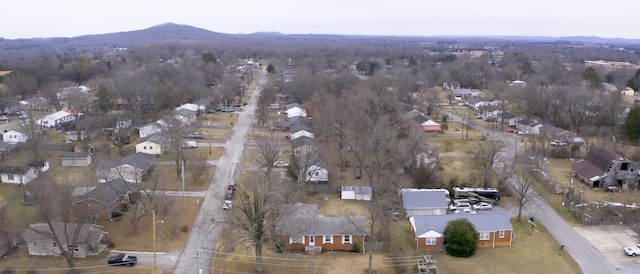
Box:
[225,190,234,200]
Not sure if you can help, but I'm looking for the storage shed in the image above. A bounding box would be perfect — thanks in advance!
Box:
[60,152,92,167]
[341,186,372,201]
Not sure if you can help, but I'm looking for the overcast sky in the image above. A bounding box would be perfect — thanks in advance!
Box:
[2,0,638,39]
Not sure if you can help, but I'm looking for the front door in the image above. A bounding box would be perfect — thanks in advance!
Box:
[309,235,315,246]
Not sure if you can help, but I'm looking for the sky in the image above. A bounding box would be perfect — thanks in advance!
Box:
[2,0,639,40]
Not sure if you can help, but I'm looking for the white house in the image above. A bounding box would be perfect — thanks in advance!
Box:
[3,129,28,144]
[0,161,50,185]
[285,103,307,118]
[175,103,205,113]
[36,110,75,128]
[289,122,314,140]
[173,109,197,126]
[138,122,163,138]
[135,134,165,155]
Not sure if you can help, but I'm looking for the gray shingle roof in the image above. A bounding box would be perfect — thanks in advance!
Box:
[276,203,368,236]
[0,166,30,174]
[401,190,448,209]
[122,153,154,170]
[25,222,105,245]
[540,124,571,137]
[77,179,132,205]
[289,122,313,134]
[141,133,165,145]
[291,136,317,149]
[410,213,513,235]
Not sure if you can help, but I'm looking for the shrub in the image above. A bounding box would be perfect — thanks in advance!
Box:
[444,219,478,257]
[351,242,361,253]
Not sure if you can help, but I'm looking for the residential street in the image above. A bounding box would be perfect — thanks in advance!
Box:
[173,68,266,273]
[440,107,617,274]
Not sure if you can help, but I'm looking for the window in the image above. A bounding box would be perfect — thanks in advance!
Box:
[290,236,304,244]
[150,146,153,150]
[342,235,352,244]
[479,232,490,240]
[323,235,333,244]
[52,242,57,247]
[499,230,505,238]
[34,170,38,175]
[7,174,14,180]
[426,237,437,246]
[144,146,147,150]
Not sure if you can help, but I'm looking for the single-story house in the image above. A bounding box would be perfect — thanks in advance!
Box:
[540,124,576,140]
[285,103,307,118]
[95,153,154,183]
[135,133,165,156]
[36,110,76,128]
[60,152,92,167]
[290,122,314,140]
[175,103,205,113]
[621,87,636,97]
[297,152,328,184]
[401,189,449,217]
[412,115,442,133]
[19,96,48,109]
[572,147,640,189]
[0,231,20,257]
[292,136,318,156]
[0,161,50,185]
[409,213,513,251]
[173,109,197,125]
[340,186,372,201]
[26,222,108,258]
[138,122,164,138]
[75,179,132,220]
[3,129,28,144]
[397,103,422,120]
[275,203,367,254]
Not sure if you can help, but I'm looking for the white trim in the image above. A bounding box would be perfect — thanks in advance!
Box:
[499,230,505,238]
[289,235,304,244]
[426,237,437,246]
[479,232,490,240]
[342,235,352,244]
[323,235,333,244]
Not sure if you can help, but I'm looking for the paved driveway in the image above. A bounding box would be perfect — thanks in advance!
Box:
[574,225,640,268]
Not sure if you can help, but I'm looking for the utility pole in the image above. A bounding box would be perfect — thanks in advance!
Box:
[153,210,158,274]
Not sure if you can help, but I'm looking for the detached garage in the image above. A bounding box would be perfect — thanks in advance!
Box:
[60,152,92,167]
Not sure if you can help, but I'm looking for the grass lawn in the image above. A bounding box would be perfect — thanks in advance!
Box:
[149,164,214,191]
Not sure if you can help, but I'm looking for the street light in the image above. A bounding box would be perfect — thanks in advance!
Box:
[153,210,164,274]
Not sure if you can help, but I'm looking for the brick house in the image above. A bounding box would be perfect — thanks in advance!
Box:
[75,179,132,220]
[275,203,367,253]
[408,214,513,251]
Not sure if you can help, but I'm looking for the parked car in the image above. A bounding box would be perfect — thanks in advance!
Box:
[182,139,197,149]
[187,133,203,139]
[223,200,233,210]
[19,114,29,120]
[472,202,493,210]
[108,253,137,267]
[273,161,289,168]
[448,201,472,211]
[0,116,9,121]
[225,189,234,200]
[453,208,477,214]
[227,181,236,191]
[624,244,640,256]
[550,140,568,146]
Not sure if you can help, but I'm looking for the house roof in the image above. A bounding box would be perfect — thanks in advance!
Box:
[517,119,531,125]
[466,97,485,105]
[572,147,621,181]
[289,121,313,134]
[94,160,120,170]
[121,153,154,170]
[452,88,473,95]
[401,189,448,209]
[60,152,91,160]
[0,141,18,151]
[25,223,105,246]
[409,213,513,237]
[297,152,326,169]
[540,124,572,137]
[286,103,303,110]
[275,203,368,236]
[77,179,132,205]
[140,133,165,145]
[42,110,72,121]
[0,166,30,174]
[291,136,317,149]
[413,115,429,125]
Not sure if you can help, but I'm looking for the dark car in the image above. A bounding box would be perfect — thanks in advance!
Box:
[187,133,203,139]
[108,253,137,267]
[225,189,234,200]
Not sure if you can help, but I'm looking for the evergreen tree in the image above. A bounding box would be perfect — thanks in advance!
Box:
[266,64,276,73]
[582,67,602,88]
[623,105,640,141]
[93,84,112,113]
[444,219,479,257]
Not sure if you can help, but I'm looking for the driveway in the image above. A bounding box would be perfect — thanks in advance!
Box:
[574,225,640,268]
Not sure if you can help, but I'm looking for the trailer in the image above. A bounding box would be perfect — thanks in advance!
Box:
[452,187,500,204]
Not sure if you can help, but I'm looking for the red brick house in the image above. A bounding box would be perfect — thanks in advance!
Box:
[409,214,513,251]
[75,179,132,220]
[275,203,367,253]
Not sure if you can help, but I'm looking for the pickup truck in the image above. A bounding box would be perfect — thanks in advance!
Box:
[624,244,640,256]
[108,253,137,267]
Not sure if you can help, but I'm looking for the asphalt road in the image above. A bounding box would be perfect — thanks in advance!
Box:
[440,107,616,274]
[173,69,266,273]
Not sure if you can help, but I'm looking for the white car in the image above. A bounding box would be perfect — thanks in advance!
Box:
[273,161,289,168]
[624,244,640,256]
[472,202,493,210]
[223,200,233,210]
[454,208,477,214]
[449,201,472,211]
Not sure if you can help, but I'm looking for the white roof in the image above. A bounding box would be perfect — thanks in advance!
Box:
[43,110,72,121]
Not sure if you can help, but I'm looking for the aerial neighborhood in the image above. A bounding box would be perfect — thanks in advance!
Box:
[2,23,640,274]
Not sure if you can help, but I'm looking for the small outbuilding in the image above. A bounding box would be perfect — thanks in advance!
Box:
[341,186,372,201]
[60,152,92,167]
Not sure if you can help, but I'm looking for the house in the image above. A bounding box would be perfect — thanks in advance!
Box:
[65,130,88,142]
[297,152,329,184]
[285,103,307,118]
[3,129,28,144]
[138,122,164,138]
[572,147,640,189]
[401,189,449,217]
[60,152,92,167]
[75,179,132,220]
[397,103,422,120]
[173,109,197,125]
[95,153,154,183]
[340,186,372,201]
[26,222,108,258]
[0,161,50,185]
[540,124,576,140]
[56,85,90,101]
[0,231,20,257]
[408,214,513,251]
[0,141,18,157]
[292,136,318,155]
[289,122,314,140]
[602,82,618,92]
[275,203,367,254]
[19,96,48,109]
[36,110,76,128]
[412,115,442,133]
[135,133,165,156]
[621,87,635,97]
[175,103,205,113]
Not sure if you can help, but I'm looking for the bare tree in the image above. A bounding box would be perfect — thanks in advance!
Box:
[253,132,282,178]
[187,155,208,184]
[511,161,543,221]
[468,138,506,188]
[162,116,196,177]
